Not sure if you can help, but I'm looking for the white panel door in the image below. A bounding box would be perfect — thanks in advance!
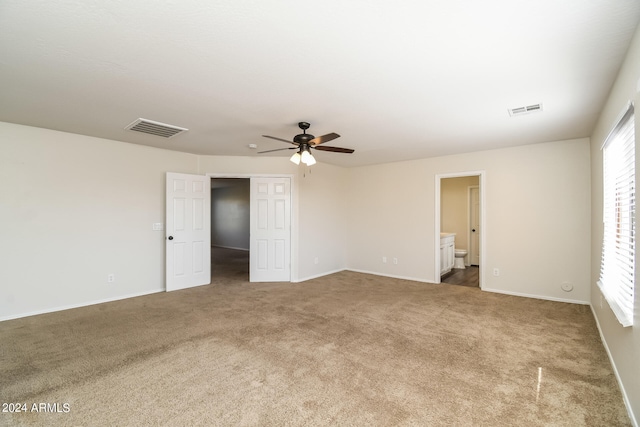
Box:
[166,172,211,291]
[250,177,291,282]
[470,186,480,265]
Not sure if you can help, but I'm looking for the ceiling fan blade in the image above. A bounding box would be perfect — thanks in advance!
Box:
[309,132,340,146]
[313,146,354,154]
[258,147,298,154]
[262,135,298,145]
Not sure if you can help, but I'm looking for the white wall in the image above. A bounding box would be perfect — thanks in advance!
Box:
[347,138,591,303]
[590,23,640,425]
[295,163,349,281]
[346,161,435,282]
[0,122,199,320]
[197,155,299,177]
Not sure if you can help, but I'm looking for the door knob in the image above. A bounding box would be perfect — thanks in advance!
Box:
[472,229,476,232]
[168,236,174,240]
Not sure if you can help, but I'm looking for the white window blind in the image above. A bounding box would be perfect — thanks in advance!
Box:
[599,102,635,327]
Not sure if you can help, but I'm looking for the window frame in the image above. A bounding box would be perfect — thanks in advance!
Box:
[598,102,636,327]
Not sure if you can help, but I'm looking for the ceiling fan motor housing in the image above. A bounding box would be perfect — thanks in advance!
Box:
[294,133,315,143]
[294,122,314,143]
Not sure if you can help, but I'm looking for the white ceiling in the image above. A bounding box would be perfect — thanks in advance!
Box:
[1,1,639,167]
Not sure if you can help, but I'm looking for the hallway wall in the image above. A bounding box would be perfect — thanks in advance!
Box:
[211,178,250,251]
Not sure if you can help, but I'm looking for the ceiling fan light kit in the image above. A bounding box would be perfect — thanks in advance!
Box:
[260,122,354,166]
[290,151,301,165]
[300,149,316,166]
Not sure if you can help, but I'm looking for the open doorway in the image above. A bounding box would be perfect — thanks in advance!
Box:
[208,174,293,283]
[211,178,250,282]
[435,172,485,288]
[166,173,292,290]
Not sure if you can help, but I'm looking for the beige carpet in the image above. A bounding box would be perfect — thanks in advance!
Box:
[0,249,630,426]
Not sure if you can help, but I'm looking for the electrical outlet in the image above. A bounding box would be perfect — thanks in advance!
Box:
[107,274,115,283]
[493,268,500,276]
[393,257,398,265]
[382,256,387,263]
[314,257,319,265]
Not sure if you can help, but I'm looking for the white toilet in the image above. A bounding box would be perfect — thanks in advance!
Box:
[454,249,467,269]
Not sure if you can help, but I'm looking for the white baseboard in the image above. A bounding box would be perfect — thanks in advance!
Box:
[295,268,437,284]
[0,288,165,322]
[346,268,437,284]
[481,287,589,305]
[293,268,347,283]
[590,304,638,427]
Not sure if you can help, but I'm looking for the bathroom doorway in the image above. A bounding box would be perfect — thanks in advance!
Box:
[435,172,485,288]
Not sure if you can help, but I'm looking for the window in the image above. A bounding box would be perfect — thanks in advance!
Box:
[599,102,635,327]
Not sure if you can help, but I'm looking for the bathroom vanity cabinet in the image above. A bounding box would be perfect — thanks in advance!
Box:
[440,233,455,275]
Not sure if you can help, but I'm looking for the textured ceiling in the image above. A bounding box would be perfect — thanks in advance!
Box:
[1,0,639,167]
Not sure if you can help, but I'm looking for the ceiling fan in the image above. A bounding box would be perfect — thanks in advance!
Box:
[260,122,354,166]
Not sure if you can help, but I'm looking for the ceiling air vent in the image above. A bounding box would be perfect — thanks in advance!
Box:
[125,118,188,138]
[508,103,543,117]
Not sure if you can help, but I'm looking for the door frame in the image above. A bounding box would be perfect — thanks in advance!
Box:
[207,173,296,282]
[435,171,486,288]
[468,185,480,266]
